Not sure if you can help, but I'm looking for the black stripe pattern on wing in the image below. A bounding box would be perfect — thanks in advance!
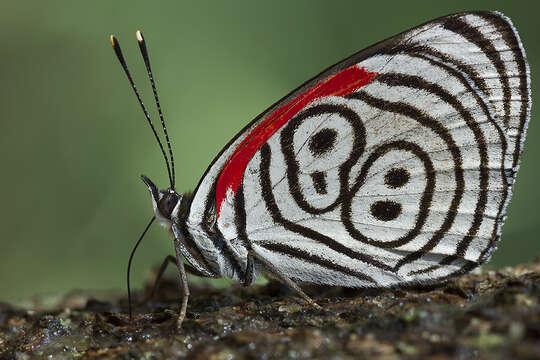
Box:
[373,72,494,266]
[259,83,496,275]
[442,16,512,129]
[234,185,256,284]
[375,16,528,274]
[259,142,393,274]
[475,12,530,170]
[385,11,530,170]
[259,242,376,284]
[397,53,510,223]
[234,185,252,251]
[199,188,244,278]
[175,219,219,278]
[347,91,464,270]
[377,12,531,274]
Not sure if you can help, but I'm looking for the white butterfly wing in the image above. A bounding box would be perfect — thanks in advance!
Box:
[188,11,530,286]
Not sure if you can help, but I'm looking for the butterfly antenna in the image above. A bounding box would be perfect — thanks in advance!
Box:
[136,30,176,190]
[109,34,174,188]
[127,216,155,321]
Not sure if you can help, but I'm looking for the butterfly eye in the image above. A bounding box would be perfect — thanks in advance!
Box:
[158,192,179,219]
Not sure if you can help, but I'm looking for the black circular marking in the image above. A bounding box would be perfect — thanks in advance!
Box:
[384,167,410,188]
[308,128,338,156]
[370,200,402,221]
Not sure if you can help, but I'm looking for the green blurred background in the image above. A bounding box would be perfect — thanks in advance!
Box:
[0,1,538,302]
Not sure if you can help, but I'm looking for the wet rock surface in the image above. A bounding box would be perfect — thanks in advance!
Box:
[1,261,539,359]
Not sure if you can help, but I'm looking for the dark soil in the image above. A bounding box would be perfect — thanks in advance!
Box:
[1,261,539,359]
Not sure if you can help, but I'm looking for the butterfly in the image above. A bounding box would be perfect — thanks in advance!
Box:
[110,11,531,327]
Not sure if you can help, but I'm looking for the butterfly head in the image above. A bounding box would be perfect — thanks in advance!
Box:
[141,174,182,228]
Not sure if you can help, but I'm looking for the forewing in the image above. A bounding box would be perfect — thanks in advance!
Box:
[189,11,530,286]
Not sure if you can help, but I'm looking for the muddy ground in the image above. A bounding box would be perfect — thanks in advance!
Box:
[1,260,539,359]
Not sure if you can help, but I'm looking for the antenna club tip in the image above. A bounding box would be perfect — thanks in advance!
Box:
[109,34,116,47]
[136,30,144,42]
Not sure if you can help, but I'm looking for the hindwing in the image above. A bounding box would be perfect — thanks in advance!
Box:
[187,11,531,285]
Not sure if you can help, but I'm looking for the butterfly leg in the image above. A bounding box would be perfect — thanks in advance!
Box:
[142,255,209,304]
[248,250,321,309]
[241,253,254,287]
[141,255,176,304]
[174,251,190,328]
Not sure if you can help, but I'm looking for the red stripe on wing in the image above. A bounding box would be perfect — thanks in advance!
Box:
[215,65,377,217]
